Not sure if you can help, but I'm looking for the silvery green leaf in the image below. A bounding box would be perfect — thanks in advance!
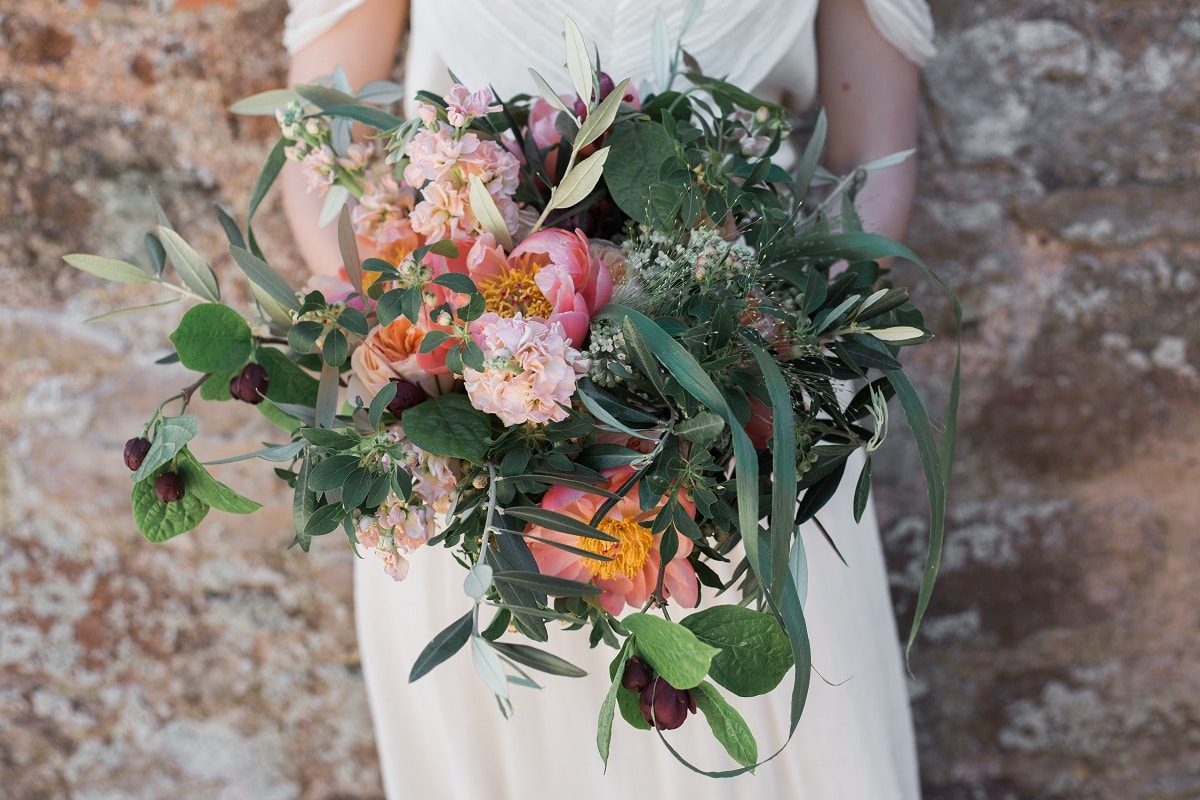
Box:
[204,440,306,465]
[228,88,302,115]
[563,16,594,109]
[157,226,219,302]
[356,80,406,105]
[813,294,861,334]
[681,0,705,35]
[331,64,352,94]
[528,69,573,116]
[63,254,155,285]
[467,174,514,250]
[84,299,179,324]
[548,146,609,211]
[464,564,494,599]
[318,186,350,228]
[230,245,300,312]
[867,325,931,344]
[576,78,630,150]
[860,148,916,171]
[315,361,340,429]
[471,635,510,699]
[337,205,363,295]
[131,415,199,482]
[651,11,671,93]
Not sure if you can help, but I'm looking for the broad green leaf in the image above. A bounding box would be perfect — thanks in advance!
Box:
[131,465,210,542]
[492,642,587,677]
[229,245,300,311]
[681,605,793,697]
[401,394,492,463]
[322,328,349,367]
[173,447,261,514]
[368,380,398,428]
[410,611,473,682]
[63,254,154,284]
[157,226,219,302]
[257,347,319,405]
[616,684,652,731]
[467,173,514,250]
[621,613,719,690]
[307,453,360,491]
[304,501,345,537]
[604,122,679,226]
[549,146,609,211]
[169,303,253,375]
[692,682,758,768]
[131,414,198,482]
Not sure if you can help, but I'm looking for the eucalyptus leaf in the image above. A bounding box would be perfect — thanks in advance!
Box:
[464,563,494,599]
[467,173,514,250]
[549,146,609,211]
[63,254,155,285]
[157,226,219,302]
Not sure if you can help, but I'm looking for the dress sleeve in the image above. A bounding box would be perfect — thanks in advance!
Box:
[861,0,937,65]
[283,0,368,54]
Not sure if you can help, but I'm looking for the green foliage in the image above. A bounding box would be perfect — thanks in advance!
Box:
[402,394,493,463]
[169,304,253,375]
[681,606,793,697]
[622,613,719,690]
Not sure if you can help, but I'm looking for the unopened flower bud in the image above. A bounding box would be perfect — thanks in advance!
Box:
[621,656,653,693]
[124,436,151,471]
[638,676,696,731]
[229,363,269,404]
[472,474,488,490]
[386,379,428,416]
[155,470,185,503]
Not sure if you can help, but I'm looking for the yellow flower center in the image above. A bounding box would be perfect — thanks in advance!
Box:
[477,263,553,319]
[579,517,653,580]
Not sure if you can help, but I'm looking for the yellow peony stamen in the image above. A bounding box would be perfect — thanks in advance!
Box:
[579,517,653,580]
[477,263,553,319]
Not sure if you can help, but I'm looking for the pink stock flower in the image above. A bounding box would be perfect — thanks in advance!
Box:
[444,84,499,128]
[352,175,421,266]
[462,313,587,426]
[526,466,699,616]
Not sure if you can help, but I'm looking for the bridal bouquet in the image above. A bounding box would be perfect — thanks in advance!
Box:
[67,16,956,774]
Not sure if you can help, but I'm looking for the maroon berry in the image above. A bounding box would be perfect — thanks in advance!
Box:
[386,378,427,416]
[154,470,185,503]
[621,655,653,693]
[229,363,269,404]
[124,436,151,471]
[597,71,615,101]
[638,676,696,731]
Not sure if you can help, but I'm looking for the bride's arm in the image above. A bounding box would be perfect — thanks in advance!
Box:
[282,0,409,276]
[816,0,922,246]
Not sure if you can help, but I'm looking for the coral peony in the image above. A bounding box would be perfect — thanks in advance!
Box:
[526,466,699,615]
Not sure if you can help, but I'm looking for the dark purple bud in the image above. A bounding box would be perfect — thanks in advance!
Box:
[229,363,269,404]
[124,436,151,471]
[598,71,615,101]
[386,378,428,416]
[155,470,185,503]
[621,655,653,693]
[638,676,696,731]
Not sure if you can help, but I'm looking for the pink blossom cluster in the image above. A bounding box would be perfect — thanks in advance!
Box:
[462,313,588,426]
[402,85,521,243]
[355,430,460,581]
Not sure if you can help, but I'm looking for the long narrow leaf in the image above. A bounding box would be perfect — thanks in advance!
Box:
[491,642,588,678]
[491,571,599,597]
[409,611,472,682]
[503,506,618,542]
[229,245,300,311]
[157,227,219,302]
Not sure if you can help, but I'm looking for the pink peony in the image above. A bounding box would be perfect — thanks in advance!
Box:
[461,313,587,426]
[526,466,699,616]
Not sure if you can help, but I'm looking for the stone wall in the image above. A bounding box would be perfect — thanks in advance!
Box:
[2,1,1197,798]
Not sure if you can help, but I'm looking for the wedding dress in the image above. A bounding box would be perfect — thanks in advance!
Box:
[284,2,935,797]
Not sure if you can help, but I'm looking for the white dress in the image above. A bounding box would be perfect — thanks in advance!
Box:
[285,3,936,797]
